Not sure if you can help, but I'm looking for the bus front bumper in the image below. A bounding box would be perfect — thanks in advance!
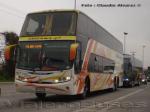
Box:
[15,80,76,95]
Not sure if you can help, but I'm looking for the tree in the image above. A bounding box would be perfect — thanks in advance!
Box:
[3,32,18,79]
[3,32,18,45]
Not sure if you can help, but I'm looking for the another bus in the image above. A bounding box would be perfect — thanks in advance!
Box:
[123,54,142,87]
[15,10,123,99]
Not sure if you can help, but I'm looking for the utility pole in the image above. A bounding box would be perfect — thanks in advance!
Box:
[142,45,146,72]
[123,32,128,54]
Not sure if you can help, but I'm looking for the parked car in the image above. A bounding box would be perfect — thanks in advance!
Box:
[141,74,147,85]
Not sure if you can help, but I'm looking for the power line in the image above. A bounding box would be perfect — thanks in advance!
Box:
[0,1,26,19]
[0,1,26,15]
[0,8,24,19]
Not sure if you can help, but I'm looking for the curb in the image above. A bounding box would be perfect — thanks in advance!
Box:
[0,82,14,84]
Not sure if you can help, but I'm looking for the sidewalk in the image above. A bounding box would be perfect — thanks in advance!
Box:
[0,82,15,97]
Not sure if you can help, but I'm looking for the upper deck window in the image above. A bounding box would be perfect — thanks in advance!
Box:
[20,12,77,36]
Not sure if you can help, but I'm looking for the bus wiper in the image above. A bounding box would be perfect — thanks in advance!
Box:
[49,57,64,63]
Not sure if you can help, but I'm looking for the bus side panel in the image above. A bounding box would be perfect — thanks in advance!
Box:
[78,39,123,93]
[76,39,95,94]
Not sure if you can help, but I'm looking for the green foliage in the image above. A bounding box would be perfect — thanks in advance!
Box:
[0,31,18,81]
[0,70,14,82]
[3,32,18,45]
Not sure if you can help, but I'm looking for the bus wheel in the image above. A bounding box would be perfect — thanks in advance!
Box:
[111,79,117,91]
[79,78,90,99]
[137,81,140,86]
[36,93,46,100]
[112,83,117,91]
[130,81,134,88]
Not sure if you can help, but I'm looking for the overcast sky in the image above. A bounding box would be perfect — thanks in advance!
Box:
[0,0,150,68]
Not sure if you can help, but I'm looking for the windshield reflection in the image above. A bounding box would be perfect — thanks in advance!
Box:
[16,41,73,71]
[20,12,77,36]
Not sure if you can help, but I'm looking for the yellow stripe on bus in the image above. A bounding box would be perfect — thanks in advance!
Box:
[19,36,76,41]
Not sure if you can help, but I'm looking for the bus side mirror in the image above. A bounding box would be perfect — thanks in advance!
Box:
[4,46,11,61]
[70,43,78,61]
[4,44,17,62]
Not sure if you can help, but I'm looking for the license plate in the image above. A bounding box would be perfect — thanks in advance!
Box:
[35,87,45,93]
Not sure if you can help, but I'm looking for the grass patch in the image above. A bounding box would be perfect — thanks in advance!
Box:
[0,71,14,82]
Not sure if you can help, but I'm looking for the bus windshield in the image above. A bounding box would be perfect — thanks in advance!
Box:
[20,12,77,36]
[16,41,73,71]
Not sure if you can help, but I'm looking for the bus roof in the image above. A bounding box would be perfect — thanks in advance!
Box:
[26,9,123,53]
[28,9,80,15]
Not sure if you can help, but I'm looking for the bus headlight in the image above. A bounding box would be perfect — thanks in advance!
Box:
[53,74,72,83]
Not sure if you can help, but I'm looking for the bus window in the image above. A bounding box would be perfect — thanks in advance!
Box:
[98,56,103,73]
[88,54,95,72]
[103,58,115,73]
[21,12,77,36]
[88,54,103,73]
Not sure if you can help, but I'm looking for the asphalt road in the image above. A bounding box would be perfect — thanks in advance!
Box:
[0,83,149,112]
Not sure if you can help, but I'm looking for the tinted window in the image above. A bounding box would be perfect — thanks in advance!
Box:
[77,13,123,54]
[88,54,103,73]
[88,54,95,72]
[16,41,73,71]
[88,53,115,73]
[77,13,88,36]
[21,12,77,36]
[103,58,115,73]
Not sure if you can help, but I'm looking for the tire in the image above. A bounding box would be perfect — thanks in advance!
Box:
[79,78,90,99]
[117,77,119,88]
[111,78,117,91]
[130,81,134,88]
[36,93,46,100]
[137,81,140,86]
[123,81,127,87]
[113,82,117,91]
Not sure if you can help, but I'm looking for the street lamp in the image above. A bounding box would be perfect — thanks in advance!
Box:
[74,0,77,9]
[123,32,128,54]
[142,45,146,71]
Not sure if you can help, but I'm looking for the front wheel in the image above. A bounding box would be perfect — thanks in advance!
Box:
[79,79,90,99]
[36,93,46,100]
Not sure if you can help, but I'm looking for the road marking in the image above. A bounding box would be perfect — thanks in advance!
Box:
[74,88,145,112]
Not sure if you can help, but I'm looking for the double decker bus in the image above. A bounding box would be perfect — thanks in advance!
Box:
[15,10,123,99]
